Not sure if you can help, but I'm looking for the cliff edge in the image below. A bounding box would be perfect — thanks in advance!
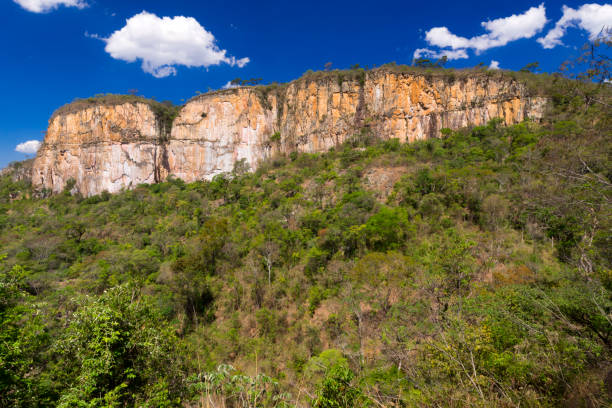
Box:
[32,69,548,196]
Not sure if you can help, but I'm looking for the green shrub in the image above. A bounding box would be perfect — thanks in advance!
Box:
[304,247,329,278]
[313,364,365,408]
[55,285,182,407]
[269,132,281,143]
[364,207,411,251]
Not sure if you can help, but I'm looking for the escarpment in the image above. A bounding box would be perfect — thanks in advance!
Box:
[32,102,171,196]
[33,70,548,195]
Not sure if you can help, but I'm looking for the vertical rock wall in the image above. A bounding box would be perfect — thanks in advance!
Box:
[33,71,548,195]
[170,72,546,183]
[168,89,276,182]
[32,103,162,196]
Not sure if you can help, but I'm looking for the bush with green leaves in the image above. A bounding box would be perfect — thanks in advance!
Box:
[54,285,182,407]
[312,364,366,408]
[0,259,51,407]
[188,364,291,408]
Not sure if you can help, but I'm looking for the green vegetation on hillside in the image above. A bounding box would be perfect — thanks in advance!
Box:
[1,46,611,406]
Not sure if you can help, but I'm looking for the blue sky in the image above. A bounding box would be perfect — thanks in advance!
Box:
[1,0,610,167]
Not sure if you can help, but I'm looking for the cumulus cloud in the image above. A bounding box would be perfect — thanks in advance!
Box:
[15,140,42,154]
[100,11,249,78]
[538,3,612,49]
[413,47,468,60]
[424,27,472,50]
[489,60,501,69]
[417,4,548,59]
[13,0,86,13]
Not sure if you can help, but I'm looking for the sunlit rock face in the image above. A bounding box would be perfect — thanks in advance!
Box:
[168,89,276,183]
[32,103,164,196]
[276,72,546,150]
[33,72,547,196]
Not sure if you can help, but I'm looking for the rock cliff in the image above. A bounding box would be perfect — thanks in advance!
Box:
[32,101,168,196]
[1,159,34,182]
[33,70,547,195]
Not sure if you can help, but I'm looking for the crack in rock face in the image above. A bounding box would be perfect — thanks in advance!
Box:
[32,73,547,196]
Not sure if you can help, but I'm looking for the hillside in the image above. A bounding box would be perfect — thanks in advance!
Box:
[2,61,612,407]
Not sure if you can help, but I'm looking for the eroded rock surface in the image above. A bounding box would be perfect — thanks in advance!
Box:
[33,72,547,195]
[32,103,164,196]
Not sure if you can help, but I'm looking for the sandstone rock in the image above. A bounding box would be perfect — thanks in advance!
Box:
[33,71,547,196]
[32,102,163,196]
[1,159,34,183]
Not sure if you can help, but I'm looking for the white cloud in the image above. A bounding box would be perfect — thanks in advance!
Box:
[146,65,177,79]
[425,27,471,50]
[84,31,102,40]
[489,60,501,69]
[13,0,86,13]
[222,81,240,89]
[538,3,612,49]
[101,11,249,78]
[421,4,548,55]
[413,48,469,60]
[232,57,250,68]
[15,140,42,154]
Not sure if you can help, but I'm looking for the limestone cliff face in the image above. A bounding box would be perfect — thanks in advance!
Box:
[33,71,547,195]
[168,89,276,182]
[279,72,546,149]
[32,103,165,196]
[165,72,546,184]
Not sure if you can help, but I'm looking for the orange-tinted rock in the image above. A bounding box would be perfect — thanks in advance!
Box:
[32,103,162,196]
[33,72,547,196]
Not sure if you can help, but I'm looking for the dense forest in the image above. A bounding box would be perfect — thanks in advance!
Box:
[1,49,611,406]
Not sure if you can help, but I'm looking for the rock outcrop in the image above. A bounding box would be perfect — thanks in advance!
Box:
[33,70,547,195]
[32,102,166,196]
[1,159,34,182]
